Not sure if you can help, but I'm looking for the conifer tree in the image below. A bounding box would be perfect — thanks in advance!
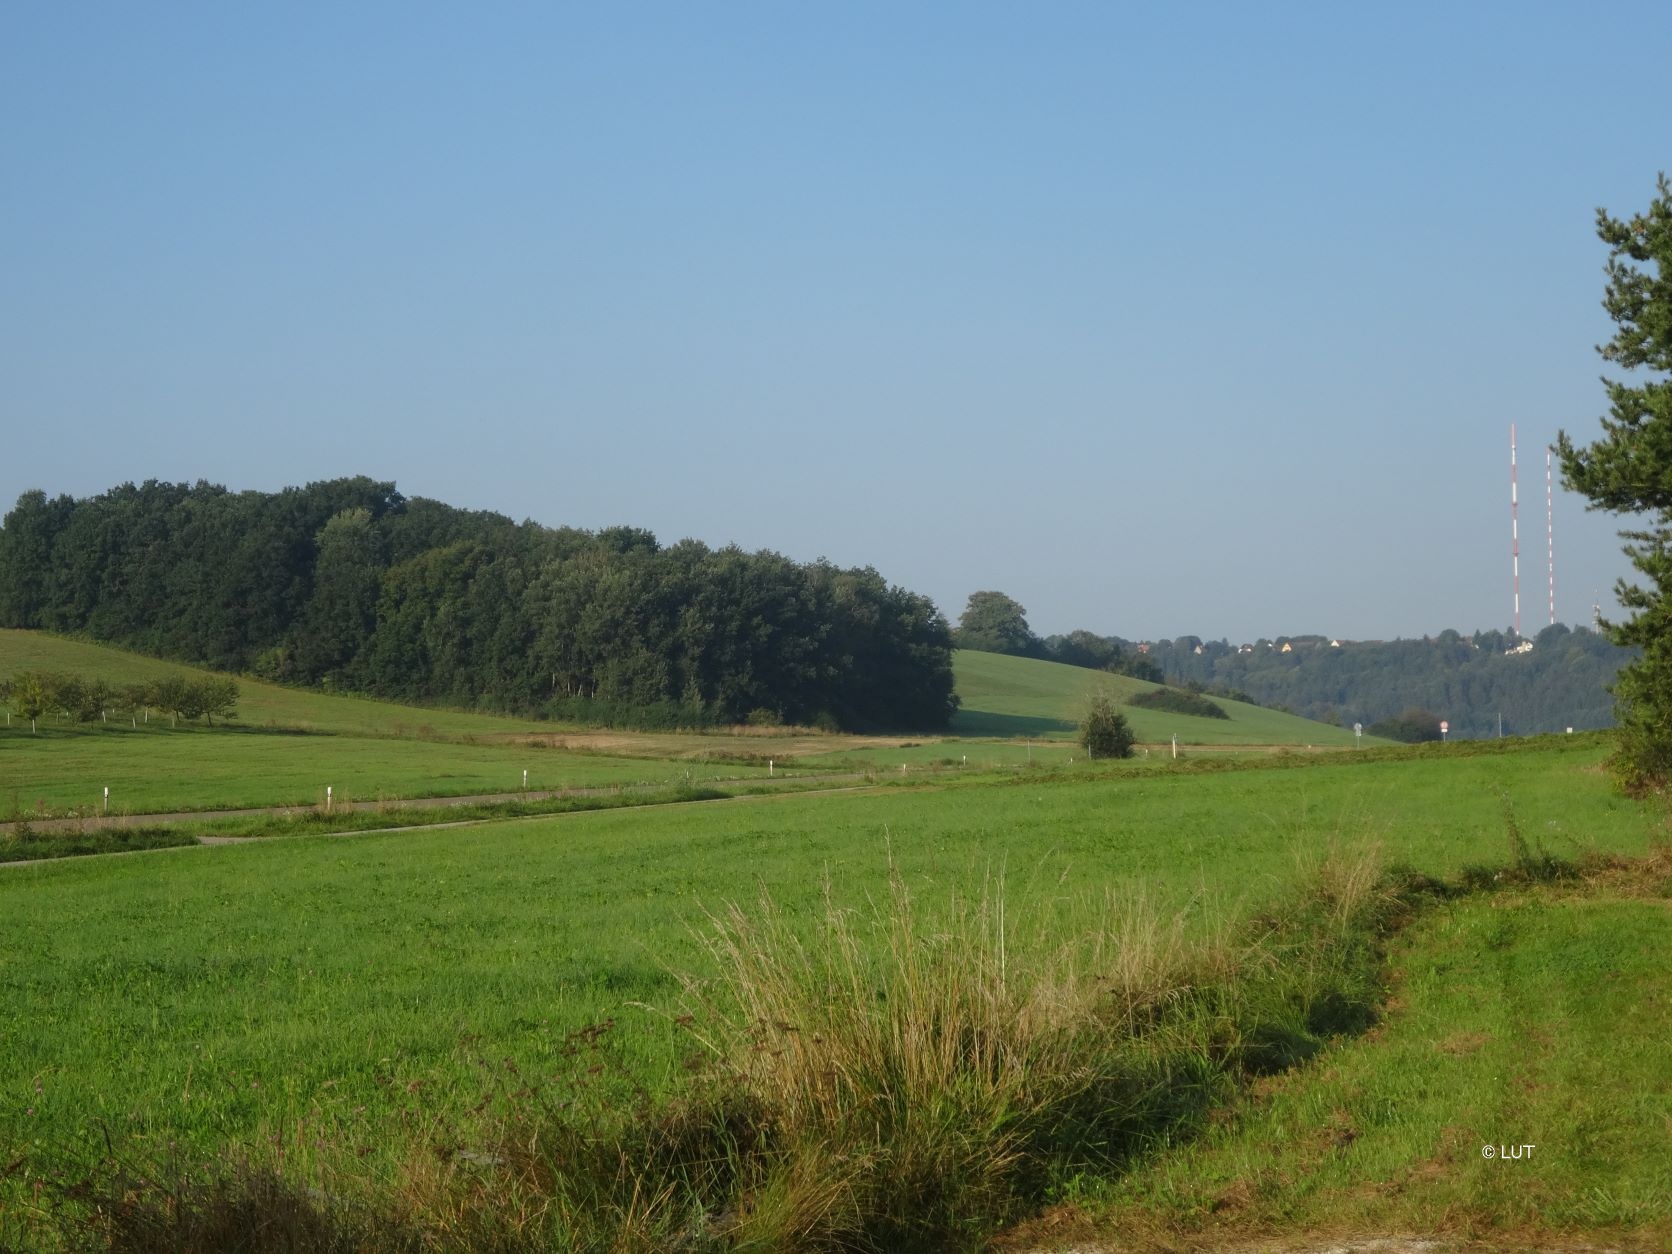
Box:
[1558,174,1672,791]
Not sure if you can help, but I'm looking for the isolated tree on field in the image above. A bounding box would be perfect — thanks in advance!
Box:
[1558,173,1672,791]
[201,677,239,726]
[121,680,161,725]
[1078,691,1135,760]
[86,677,115,723]
[955,591,1038,656]
[11,672,48,734]
[153,675,190,727]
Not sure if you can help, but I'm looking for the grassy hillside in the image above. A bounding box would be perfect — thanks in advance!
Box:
[0,632,788,814]
[0,629,540,738]
[952,648,1376,745]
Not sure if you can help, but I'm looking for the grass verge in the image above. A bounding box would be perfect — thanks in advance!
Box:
[0,825,196,863]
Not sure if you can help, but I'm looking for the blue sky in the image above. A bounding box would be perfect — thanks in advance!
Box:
[3,2,1665,642]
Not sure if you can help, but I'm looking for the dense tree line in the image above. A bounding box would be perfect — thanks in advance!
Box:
[1139,626,1629,738]
[0,479,957,730]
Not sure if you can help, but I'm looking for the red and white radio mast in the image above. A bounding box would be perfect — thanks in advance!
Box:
[1510,424,1520,638]
[1546,446,1555,626]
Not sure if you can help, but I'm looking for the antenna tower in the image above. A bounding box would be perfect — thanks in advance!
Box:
[1510,424,1520,637]
[1546,445,1555,626]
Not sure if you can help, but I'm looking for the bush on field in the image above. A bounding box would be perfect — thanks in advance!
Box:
[1367,707,1442,743]
[1127,686,1230,719]
[1079,692,1137,759]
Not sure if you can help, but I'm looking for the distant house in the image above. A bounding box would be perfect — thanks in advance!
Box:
[1193,644,1205,655]
[1136,642,1150,654]
[1505,639,1535,656]
[1329,639,1342,648]
[1280,642,1293,653]
[1238,643,1254,655]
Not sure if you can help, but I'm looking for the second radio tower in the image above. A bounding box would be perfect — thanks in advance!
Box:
[1546,445,1555,626]
[1511,424,1521,638]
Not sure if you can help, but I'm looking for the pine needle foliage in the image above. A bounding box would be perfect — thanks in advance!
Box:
[1078,691,1136,760]
[1558,173,1672,792]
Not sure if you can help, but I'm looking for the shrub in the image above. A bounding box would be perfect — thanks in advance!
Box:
[1079,692,1136,759]
[1127,687,1230,719]
[1367,708,1443,743]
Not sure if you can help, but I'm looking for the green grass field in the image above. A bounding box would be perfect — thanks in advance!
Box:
[0,724,776,815]
[1,633,1664,1248]
[0,635,1374,821]
[2,742,1656,1176]
[951,649,1377,745]
[0,633,813,816]
[1092,886,1672,1243]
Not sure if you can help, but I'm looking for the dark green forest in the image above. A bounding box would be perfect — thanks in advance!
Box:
[1138,629,1628,739]
[0,479,957,730]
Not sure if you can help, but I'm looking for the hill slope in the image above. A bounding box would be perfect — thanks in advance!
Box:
[0,629,541,738]
[952,650,1376,746]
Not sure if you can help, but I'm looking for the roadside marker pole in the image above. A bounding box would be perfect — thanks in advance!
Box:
[522,768,528,791]
[1171,735,1178,760]
[103,786,109,814]
[327,785,333,813]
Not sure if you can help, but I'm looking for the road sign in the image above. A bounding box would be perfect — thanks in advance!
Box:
[1440,720,1449,733]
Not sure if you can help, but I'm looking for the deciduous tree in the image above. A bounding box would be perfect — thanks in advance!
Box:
[955,591,1038,656]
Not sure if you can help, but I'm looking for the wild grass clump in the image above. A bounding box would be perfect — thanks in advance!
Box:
[673,875,1196,1246]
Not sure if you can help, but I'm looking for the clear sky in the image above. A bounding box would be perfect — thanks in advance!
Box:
[3,2,1665,643]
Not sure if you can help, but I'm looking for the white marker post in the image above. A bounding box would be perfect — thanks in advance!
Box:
[1172,734,1178,760]
[768,758,774,776]
[1354,722,1363,749]
[326,785,333,813]
[522,768,528,791]
[103,786,109,814]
